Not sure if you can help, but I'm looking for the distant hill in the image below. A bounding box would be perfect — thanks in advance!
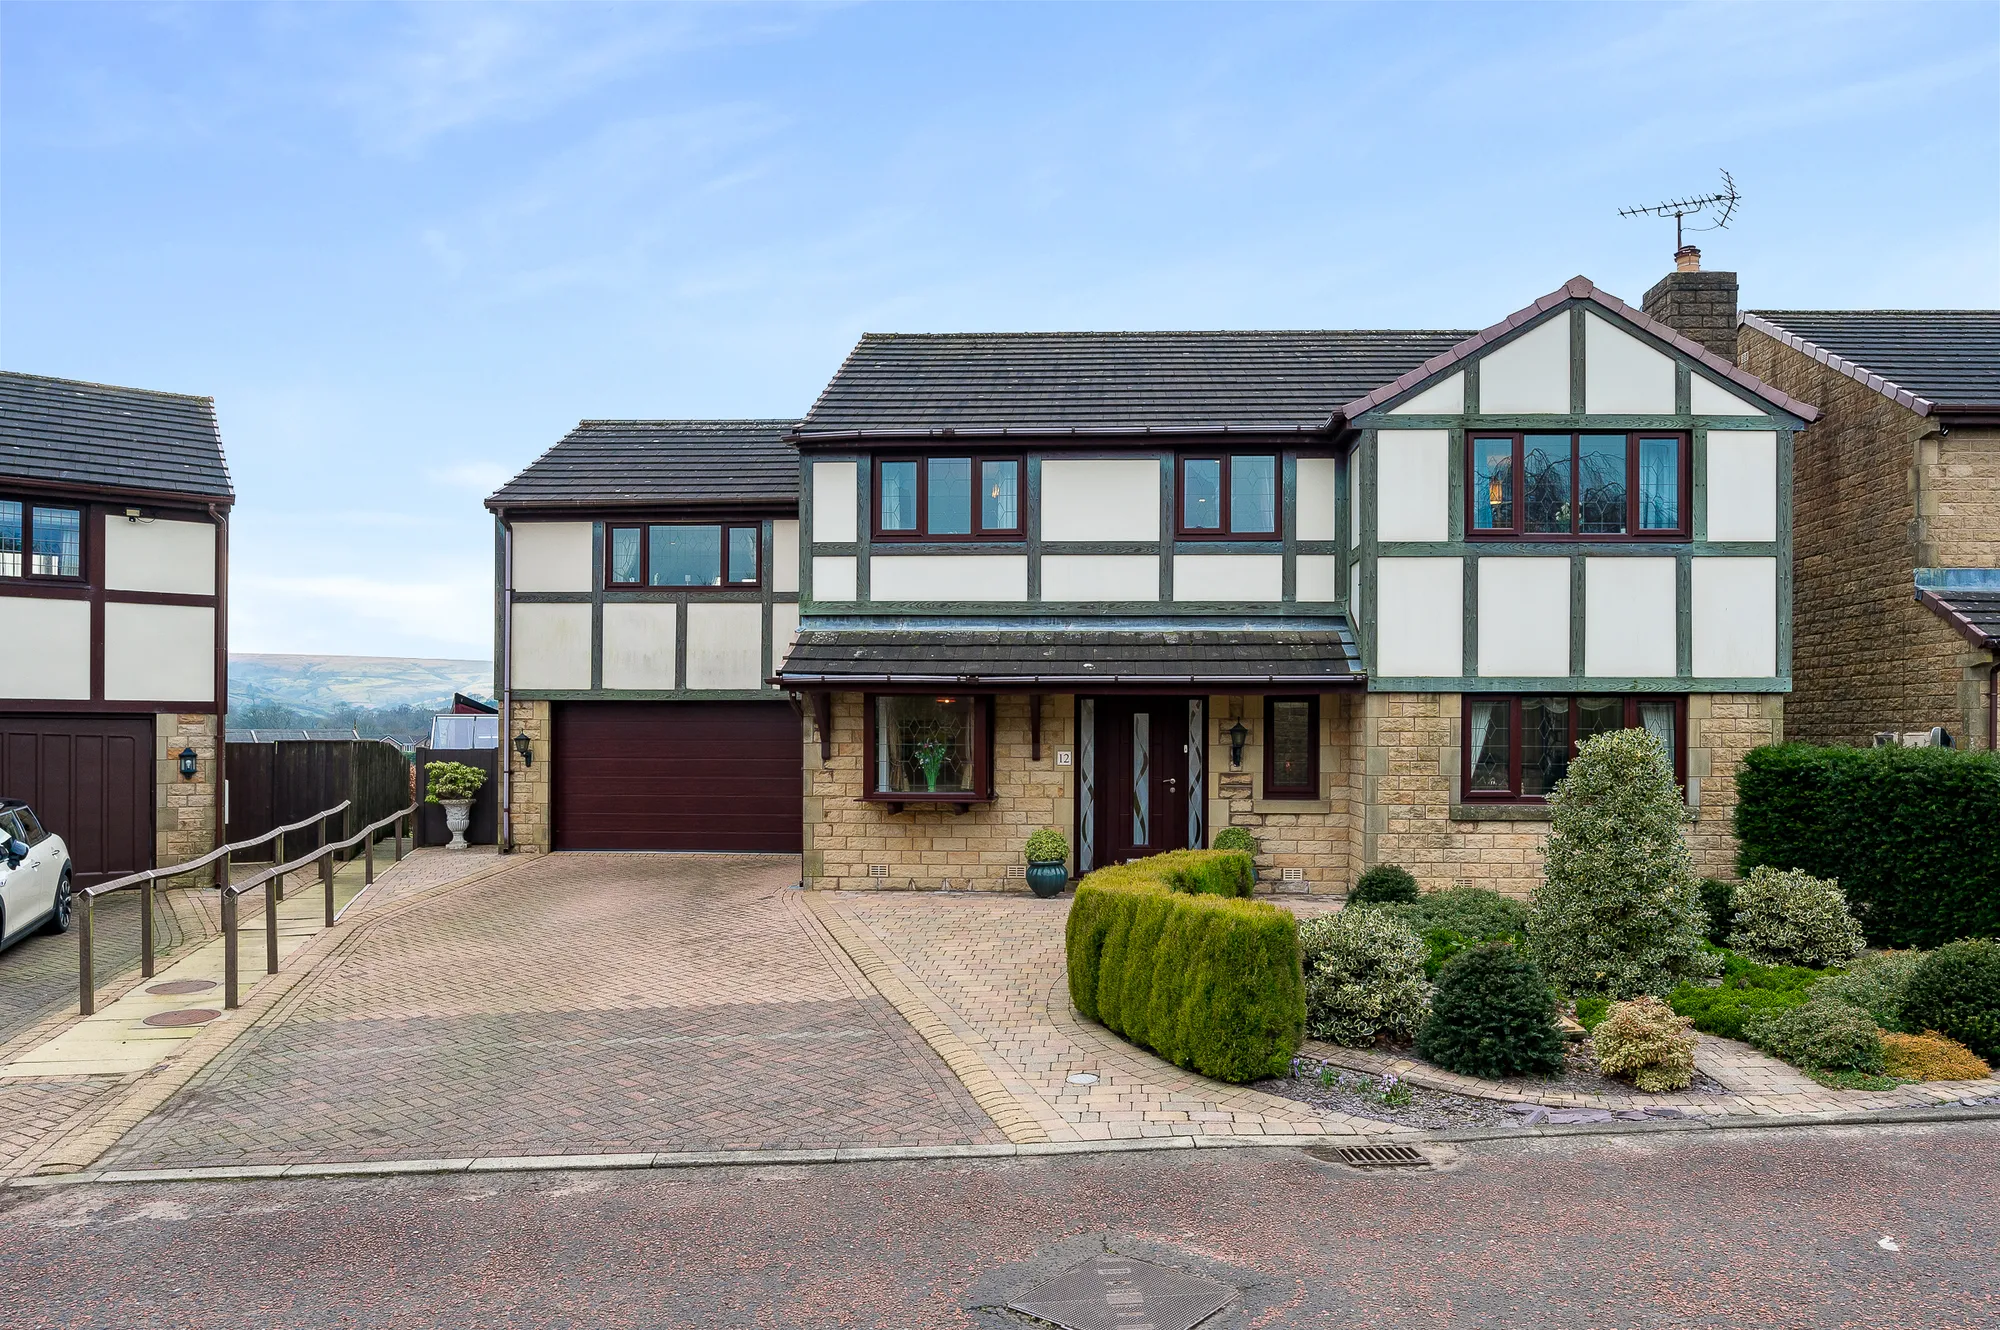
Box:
[229,654,493,720]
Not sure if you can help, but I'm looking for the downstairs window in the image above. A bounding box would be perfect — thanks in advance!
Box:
[865,695,993,802]
[1463,694,1684,801]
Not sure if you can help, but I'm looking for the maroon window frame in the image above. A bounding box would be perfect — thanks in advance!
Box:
[1460,694,1688,803]
[1465,432,1690,541]
[1263,695,1320,798]
[862,693,995,804]
[605,522,761,589]
[870,455,1024,543]
[0,497,86,582]
[1174,453,1282,540]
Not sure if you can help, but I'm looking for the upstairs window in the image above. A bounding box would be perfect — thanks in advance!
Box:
[874,456,1022,541]
[1178,454,1279,538]
[1463,694,1685,802]
[1469,433,1686,540]
[607,523,760,588]
[0,500,82,579]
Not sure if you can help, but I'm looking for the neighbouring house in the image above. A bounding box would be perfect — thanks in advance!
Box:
[428,692,499,750]
[1733,308,1999,751]
[0,371,234,885]
[486,420,802,852]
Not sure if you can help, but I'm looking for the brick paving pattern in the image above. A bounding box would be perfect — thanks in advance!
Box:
[0,1076,121,1173]
[0,891,194,1053]
[101,854,1000,1168]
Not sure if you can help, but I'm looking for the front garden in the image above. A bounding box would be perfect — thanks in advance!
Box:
[1064,731,2000,1120]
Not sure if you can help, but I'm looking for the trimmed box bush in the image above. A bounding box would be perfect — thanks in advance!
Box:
[1211,826,1257,854]
[1299,909,1430,1047]
[1348,865,1419,905]
[1900,939,2000,1061]
[1415,943,1566,1079]
[1735,744,2000,948]
[1592,996,1698,1092]
[1066,849,1301,1083]
[1727,866,1866,969]
[1880,1031,1991,1082]
[1743,998,1885,1074]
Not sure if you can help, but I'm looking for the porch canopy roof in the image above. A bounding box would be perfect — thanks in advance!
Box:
[776,623,1363,690]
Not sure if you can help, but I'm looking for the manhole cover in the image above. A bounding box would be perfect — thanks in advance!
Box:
[1066,1072,1100,1085]
[142,1008,221,1028]
[1009,1254,1232,1330]
[146,979,217,996]
[1318,1143,1431,1170]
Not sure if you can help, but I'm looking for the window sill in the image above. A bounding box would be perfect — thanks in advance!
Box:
[1252,798,1328,814]
[1449,803,1553,822]
[862,793,987,815]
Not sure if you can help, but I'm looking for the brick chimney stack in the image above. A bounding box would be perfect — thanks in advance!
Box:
[1643,247,1739,364]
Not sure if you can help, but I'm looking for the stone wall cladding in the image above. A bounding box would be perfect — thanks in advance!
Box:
[1739,329,1997,749]
[1204,694,1359,896]
[506,700,552,853]
[1643,269,1741,364]
[803,694,1074,892]
[156,712,218,868]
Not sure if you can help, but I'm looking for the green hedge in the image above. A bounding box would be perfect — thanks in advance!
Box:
[1735,744,2000,948]
[1065,850,1301,1083]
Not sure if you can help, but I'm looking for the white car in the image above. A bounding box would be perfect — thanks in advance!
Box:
[0,799,73,950]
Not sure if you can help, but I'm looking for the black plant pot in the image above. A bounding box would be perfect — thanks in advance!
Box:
[1025,861,1068,898]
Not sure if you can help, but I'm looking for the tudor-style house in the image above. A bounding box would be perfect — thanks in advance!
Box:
[1732,309,1998,751]
[486,420,802,852]
[775,275,1818,894]
[0,372,234,886]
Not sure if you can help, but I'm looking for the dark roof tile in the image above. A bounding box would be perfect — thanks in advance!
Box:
[0,371,233,501]
[1743,310,2000,412]
[777,626,1361,685]
[488,419,799,509]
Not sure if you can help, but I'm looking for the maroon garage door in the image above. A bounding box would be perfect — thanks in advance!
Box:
[553,702,802,853]
[0,714,155,887]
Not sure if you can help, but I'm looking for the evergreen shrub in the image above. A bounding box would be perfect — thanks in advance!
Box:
[1699,879,1736,946]
[1901,939,2000,1060]
[1735,744,2000,947]
[1211,826,1257,854]
[1591,996,1698,1092]
[1668,948,1822,1040]
[1415,943,1567,1079]
[1879,1031,1991,1082]
[1065,850,1302,1082]
[1024,827,1069,863]
[1528,729,1715,998]
[1298,909,1431,1047]
[1573,995,1611,1033]
[424,761,486,802]
[1727,866,1866,969]
[1743,998,1885,1073]
[1814,950,1925,1033]
[1349,865,1419,905]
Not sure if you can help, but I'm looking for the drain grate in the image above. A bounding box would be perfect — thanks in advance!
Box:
[1009,1254,1233,1330]
[1326,1143,1431,1170]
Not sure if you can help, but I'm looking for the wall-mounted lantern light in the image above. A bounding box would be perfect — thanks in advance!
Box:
[1226,720,1250,769]
[514,731,535,768]
[177,746,198,780]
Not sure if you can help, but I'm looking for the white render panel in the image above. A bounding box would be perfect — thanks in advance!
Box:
[871,555,1028,602]
[1347,450,1359,549]
[1583,312,1676,414]
[103,516,214,595]
[511,522,593,593]
[104,602,213,701]
[769,602,800,681]
[685,602,764,690]
[1296,554,1340,602]
[1295,458,1339,540]
[1691,375,1765,415]
[1374,557,1464,677]
[1692,557,1778,678]
[1476,558,1570,677]
[811,461,858,544]
[812,556,857,602]
[1350,563,1361,626]
[1040,459,1160,541]
[1173,555,1282,603]
[510,602,592,689]
[1041,555,1159,602]
[1477,315,1570,414]
[1583,557,1678,677]
[770,520,800,593]
[0,595,89,699]
[1387,372,1465,415]
[1705,430,1779,542]
[1375,430,1450,543]
[601,602,677,690]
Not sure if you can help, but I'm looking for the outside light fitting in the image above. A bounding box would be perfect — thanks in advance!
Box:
[513,731,534,768]
[1226,720,1250,768]
[177,747,198,780]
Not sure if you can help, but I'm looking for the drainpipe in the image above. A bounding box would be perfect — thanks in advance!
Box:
[499,516,514,853]
[208,502,229,860]
[1990,659,1998,754]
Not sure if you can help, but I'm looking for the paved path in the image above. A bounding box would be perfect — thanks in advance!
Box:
[0,890,194,1054]
[5,1121,1993,1328]
[97,854,1001,1169]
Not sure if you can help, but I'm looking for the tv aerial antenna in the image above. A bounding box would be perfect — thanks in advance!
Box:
[1618,169,1740,253]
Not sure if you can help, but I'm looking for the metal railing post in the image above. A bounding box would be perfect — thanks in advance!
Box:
[322,848,335,927]
[140,876,155,979]
[222,862,239,1010]
[265,877,280,975]
[364,832,374,886]
[392,813,404,862]
[78,893,96,1016]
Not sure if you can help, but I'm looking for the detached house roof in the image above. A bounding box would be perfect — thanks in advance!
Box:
[1742,310,2000,418]
[0,371,234,502]
[792,330,1471,439]
[487,419,799,510]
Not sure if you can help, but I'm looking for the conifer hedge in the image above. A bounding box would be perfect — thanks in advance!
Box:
[1065,849,1303,1083]
[1734,745,2000,948]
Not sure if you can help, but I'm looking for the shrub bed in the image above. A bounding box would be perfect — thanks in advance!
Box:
[1415,943,1566,1079]
[1065,850,1301,1083]
[1813,951,1925,1033]
[1360,888,1530,980]
[1880,1031,1991,1082]
[1743,998,1886,1074]
[1668,949,1822,1040]
[1298,909,1430,1047]
[1734,743,2000,948]
[1900,939,2000,1061]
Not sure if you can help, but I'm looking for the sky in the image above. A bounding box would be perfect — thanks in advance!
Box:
[3,1,1996,662]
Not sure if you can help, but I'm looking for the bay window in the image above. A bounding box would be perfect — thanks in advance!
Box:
[1178,453,1279,538]
[606,522,760,588]
[874,456,1022,540]
[865,694,993,802]
[1463,694,1684,801]
[1469,433,1687,539]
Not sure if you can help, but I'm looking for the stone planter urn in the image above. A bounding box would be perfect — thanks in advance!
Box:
[441,799,473,851]
[1025,861,1068,898]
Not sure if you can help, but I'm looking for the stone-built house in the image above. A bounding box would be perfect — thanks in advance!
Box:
[491,273,1820,894]
[1734,310,2000,751]
[0,372,235,885]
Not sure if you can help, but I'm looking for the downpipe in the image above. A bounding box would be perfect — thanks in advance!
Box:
[500,518,514,854]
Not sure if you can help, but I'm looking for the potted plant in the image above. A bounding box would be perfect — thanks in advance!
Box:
[1023,827,1070,899]
[425,760,487,850]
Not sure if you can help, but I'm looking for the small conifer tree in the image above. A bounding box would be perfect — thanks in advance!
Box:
[1528,728,1716,998]
[1415,943,1566,1078]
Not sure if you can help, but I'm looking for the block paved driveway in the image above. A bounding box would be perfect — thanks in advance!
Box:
[100,854,1002,1169]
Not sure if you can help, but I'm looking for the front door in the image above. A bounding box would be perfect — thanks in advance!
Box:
[1094,698,1191,866]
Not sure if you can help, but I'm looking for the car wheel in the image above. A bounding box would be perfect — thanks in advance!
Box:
[46,869,73,935]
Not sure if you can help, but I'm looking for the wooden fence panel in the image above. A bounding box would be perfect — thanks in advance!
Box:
[412,748,501,847]
[225,740,413,861]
